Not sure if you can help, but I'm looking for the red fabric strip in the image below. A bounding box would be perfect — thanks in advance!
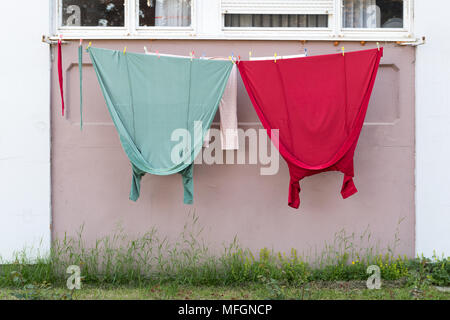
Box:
[58,39,65,116]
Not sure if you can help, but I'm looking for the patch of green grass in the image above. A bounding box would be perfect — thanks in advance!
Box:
[0,283,448,300]
[0,212,448,295]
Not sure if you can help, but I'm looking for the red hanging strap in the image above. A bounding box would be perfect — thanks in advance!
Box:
[58,39,65,116]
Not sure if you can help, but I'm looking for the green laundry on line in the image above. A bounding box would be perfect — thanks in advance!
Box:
[88,47,233,204]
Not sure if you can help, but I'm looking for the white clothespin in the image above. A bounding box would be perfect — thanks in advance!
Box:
[144,46,148,54]
[249,50,252,59]
[79,39,83,46]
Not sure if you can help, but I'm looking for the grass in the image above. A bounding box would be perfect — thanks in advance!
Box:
[0,212,449,300]
[0,283,448,300]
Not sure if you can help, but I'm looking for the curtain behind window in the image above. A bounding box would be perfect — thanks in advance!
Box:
[155,0,191,27]
[343,0,379,28]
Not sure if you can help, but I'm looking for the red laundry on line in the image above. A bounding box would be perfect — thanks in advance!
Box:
[238,48,383,208]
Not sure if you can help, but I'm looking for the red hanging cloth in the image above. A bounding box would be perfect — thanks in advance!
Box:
[57,39,65,116]
[238,48,383,209]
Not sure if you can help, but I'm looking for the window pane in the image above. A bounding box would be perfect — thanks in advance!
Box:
[224,14,328,28]
[139,0,192,27]
[61,0,125,27]
[343,0,403,28]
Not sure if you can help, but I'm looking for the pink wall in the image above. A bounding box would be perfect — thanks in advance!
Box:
[51,40,415,257]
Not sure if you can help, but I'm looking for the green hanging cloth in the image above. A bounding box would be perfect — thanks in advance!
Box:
[78,44,83,130]
[88,47,233,204]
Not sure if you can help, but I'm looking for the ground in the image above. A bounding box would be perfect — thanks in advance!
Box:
[0,282,449,300]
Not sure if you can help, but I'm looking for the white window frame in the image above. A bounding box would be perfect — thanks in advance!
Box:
[338,0,414,41]
[221,0,334,40]
[135,0,196,36]
[56,0,129,37]
[55,0,196,38]
[54,0,415,41]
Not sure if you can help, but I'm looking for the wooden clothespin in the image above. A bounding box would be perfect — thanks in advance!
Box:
[377,42,380,51]
[341,47,345,56]
[123,46,127,54]
[274,52,277,63]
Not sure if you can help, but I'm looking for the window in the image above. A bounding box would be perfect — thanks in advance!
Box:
[138,0,192,27]
[222,0,333,29]
[55,0,413,40]
[58,0,192,30]
[343,0,404,29]
[61,0,125,27]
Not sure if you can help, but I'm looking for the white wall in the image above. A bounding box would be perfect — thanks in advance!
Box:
[415,0,450,257]
[0,3,51,261]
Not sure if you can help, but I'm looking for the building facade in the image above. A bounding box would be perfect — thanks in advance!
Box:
[0,0,448,261]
